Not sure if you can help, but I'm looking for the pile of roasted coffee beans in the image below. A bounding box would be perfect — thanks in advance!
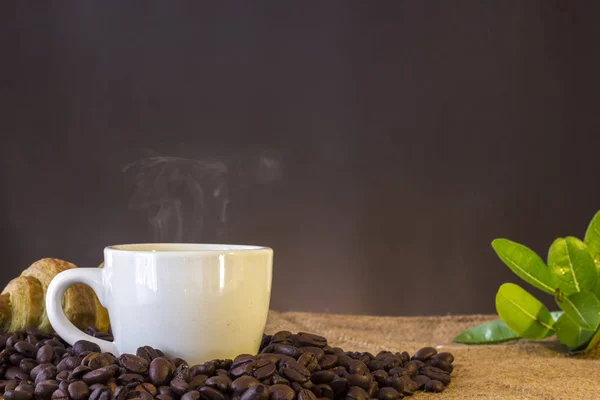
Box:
[0,328,454,400]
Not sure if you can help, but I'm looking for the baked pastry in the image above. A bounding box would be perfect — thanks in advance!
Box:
[0,258,110,333]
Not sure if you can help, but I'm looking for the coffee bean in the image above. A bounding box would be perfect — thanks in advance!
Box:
[270,374,289,386]
[281,367,308,383]
[335,354,353,369]
[36,345,54,364]
[198,386,226,400]
[14,342,36,359]
[377,387,402,400]
[157,395,174,400]
[346,386,368,400]
[6,366,28,381]
[419,366,450,386]
[55,371,69,382]
[232,355,255,368]
[273,344,303,359]
[384,377,403,394]
[231,376,260,394]
[347,361,369,376]
[371,370,388,386]
[268,384,295,400]
[271,331,292,343]
[300,347,325,362]
[424,379,444,393]
[9,353,24,366]
[314,383,334,399]
[34,380,59,400]
[50,389,68,400]
[181,390,201,400]
[67,380,89,400]
[297,388,317,400]
[398,376,419,396]
[71,365,92,379]
[169,377,189,397]
[347,374,370,390]
[253,363,276,380]
[135,382,157,397]
[14,384,33,393]
[175,365,190,381]
[72,341,101,356]
[136,346,159,363]
[256,354,279,364]
[425,358,453,373]
[19,358,37,375]
[117,373,145,386]
[410,375,430,390]
[158,386,176,396]
[4,390,34,400]
[148,357,175,386]
[431,352,454,364]
[240,383,268,400]
[190,362,215,378]
[126,390,154,400]
[296,333,327,348]
[82,366,117,385]
[205,374,231,392]
[411,347,436,362]
[58,381,68,392]
[311,370,336,384]
[4,380,18,392]
[57,356,80,373]
[89,387,111,400]
[297,353,320,372]
[402,361,419,377]
[318,355,338,370]
[119,354,149,375]
[188,374,208,390]
[290,382,302,393]
[330,378,349,397]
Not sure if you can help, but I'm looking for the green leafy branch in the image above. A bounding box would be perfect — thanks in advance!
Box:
[454,210,600,352]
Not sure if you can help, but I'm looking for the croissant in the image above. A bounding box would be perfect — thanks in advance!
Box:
[0,258,110,333]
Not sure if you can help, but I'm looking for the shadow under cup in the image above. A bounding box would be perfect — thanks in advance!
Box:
[53,244,273,365]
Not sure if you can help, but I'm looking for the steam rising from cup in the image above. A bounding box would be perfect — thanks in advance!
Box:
[123,149,283,242]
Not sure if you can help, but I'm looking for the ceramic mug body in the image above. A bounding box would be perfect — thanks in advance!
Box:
[46,244,273,365]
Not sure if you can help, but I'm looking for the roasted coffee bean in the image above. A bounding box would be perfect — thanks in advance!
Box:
[9,354,24,366]
[158,386,176,396]
[347,361,369,376]
[119,354,149,375]
[72,341,101,356]
[50,389,69,400]
[188,374,208,390]
[205,374,231,392]
[431,352,454,364]
[4,390,34,400]
[335,354,353,369]
[113,386,128,400]
[297,352,316,368]
[14,342,36,359]
[55,371,69,382]
[314,383,334,399]
[4,380,18,392]
[14,384,33,393]
[148,357,175,386]
[398,376,419,396]
[253,363,276,380]
[331,366,347,378]
[318,355,337,370]
[6,366,28,381]
[7,334,26,349]
[216,368,229,376]
[232,354,255,368]
[175,365,190,381]
[58,381,68,392]
[199,386,226,400]
[135,382,157,397]
[268,384,295,400]
[82,365,117,385]
[301,380,314,391]
[297,388,317,400]
[240,383,268,400]
[296,333,327,348]
[169,377,189,397]
[181,390,201,400]
[384,377,403,394]
[402,361,419,377]
[256,353,279,364]
[190,362,215,378]
[259,335,272,353]
[136,346,159,363]
[367,382,379,398]
[311,370,336,384]
[424,379,444,393]
[126,390,153,400]
[71,365,92,379]
[300,347,325,362]
[89,387,111,400]
[412,347,436,362]
[290,382,302,393]
[36,345,54,364]
[345,386,368,400]
[281,367,308,383]
[419,366,450,386]
[57,356,80,372]
[156,395,174,400]
[88,383,105,392]
[231,376,260,394]
[271,331,292,343]
[272,344,303,359]
[346,374,370,390]
[67,380,90,400]
[410,375,430,390]
[34,380,59,400]
[371,370,388,386]
[19,358,37,375]
[270,374,289,386]
[425,358,453,373]
[377,387,402,400]
[330,378,349,397]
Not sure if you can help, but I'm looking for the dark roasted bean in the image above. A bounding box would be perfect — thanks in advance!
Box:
[6,366,28,381]
[34,380,59,400]
[431,352,453,364]
[346,374,370,390]
[345,386,368,400]
[311,370,336,384]
[419,366,450,386]
[148,357,175,386]
[240,383,268,400]
[135,382,157,397]
[4,390,34,400]
[281,367,308,383]
[71,365,92,379]
[55,371,69,382]
[425,358,453,373]
[199,386,226,400]
[50,389,69,400]
[36,345,54,364]
[398,376,418,396]
[371,370,388,386]
[330,378,349,397]
[89,387,111,400]
[169,377,189,397]
[14,342,36,359]
[57,356,80,373]
[157,395,174,400]
[411,347,437,362]
[231,375,260,394]
[188,374,208,390]
[181,390,201,400]
[367,382,379,398]
[67,380,89,400]
[402,361,419,377]
[297,388,317,400]
[410,375,430,390]
[272,344,303,359]
[72,341,101,356]
[190,362,215,378]
[377,387,402,400]
[301,347,325,362]
[9,354,24,367]
[318,355,337,370]
[14,384,33,393]
[253,363,276,380]
[290,382,302,393]
[424,379,444,392]
[270,374,289,386]
[271,331,292,343]
[82,366,117,385]
[269,384,295,400]
[119,354,149,375]
[126,390,153,400]
[158,386,175,396]
[314,383,334,399]
[135,346,159,363]
[296,333,327,348]
[232,355,255,368]
[347,361,369,376]
[205,374,231,392]
[19,358,37,375]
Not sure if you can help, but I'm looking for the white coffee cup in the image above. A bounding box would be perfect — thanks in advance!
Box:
[46,244,273,365]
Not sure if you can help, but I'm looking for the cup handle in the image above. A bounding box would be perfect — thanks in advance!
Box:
[46,268,118,354]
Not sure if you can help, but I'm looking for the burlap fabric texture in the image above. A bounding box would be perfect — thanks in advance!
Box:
[266,311,600,400]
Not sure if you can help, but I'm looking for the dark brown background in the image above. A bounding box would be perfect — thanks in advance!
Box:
[2,1,600,316]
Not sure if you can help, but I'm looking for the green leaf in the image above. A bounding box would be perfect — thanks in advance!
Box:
[555,312,595,348]
[585,327,600,351]
[495,283,555,339]
[453,319,520,344]
[555,291,600,331]
[492,239,556,294]
[584,210,600,298]
[548,237,596,295]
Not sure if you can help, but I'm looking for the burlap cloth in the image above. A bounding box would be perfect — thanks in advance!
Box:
[266,311,600,400]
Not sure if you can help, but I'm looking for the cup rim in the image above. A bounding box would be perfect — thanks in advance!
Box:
[105,243,272,254]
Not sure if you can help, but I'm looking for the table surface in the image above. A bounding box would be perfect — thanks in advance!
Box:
[266,311,600,399]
